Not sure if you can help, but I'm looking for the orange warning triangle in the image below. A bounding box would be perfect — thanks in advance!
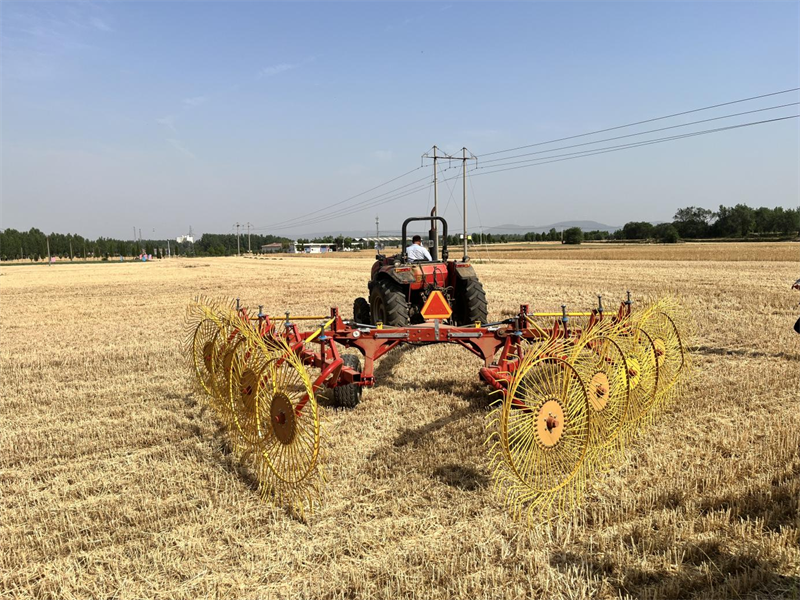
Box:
[420,290,453,320]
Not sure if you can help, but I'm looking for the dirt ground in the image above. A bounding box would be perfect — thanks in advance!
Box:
[2,246,799,599]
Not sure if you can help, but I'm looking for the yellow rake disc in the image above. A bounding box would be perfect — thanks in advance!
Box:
[613,326,659,438]
[184,300,227,398]
[571,333,630,468]
[638,305,687,391]
[488,343,590,520]
[224,334,267,449]
[243,339,324,516]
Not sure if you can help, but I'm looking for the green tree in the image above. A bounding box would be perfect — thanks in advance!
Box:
[673,207,712,238]
[653,223,680,243]
[563,227,583,245]
[621,222,654,240]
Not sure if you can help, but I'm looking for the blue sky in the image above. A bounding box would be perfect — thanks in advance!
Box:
[2,1,798,239]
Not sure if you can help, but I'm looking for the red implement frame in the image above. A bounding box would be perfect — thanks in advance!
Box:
[243,299,633,408]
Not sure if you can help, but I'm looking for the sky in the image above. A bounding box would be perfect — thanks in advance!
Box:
[1,1,798,239]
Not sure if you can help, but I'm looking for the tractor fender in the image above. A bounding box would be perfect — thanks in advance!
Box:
[378,269,416,286]
[453,264,477,279]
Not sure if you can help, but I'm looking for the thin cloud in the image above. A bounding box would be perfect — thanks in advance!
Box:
[182,96,207,107]
[258,63,297,78]
[89,17,113,33]
[373,150,393,161]
[166,138,196,159]
[156,115,178,134]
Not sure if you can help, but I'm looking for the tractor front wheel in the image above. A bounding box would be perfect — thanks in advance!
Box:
[369,279,409,326]
[353,297,371,324]
[455,278,488,326]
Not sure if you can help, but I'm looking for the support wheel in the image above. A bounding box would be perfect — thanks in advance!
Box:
[369,278,409,326]
[455,278,488,326]
[332,354,363,409]
[353,297,371,325]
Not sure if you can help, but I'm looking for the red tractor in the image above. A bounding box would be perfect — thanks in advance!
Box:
[353,216,488,327]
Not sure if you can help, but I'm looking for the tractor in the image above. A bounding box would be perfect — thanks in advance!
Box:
[353,216,488,327]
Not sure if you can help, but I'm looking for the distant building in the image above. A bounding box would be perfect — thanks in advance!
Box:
[260,242,284,254]
[176,235,194,244]
[291,242,336,254]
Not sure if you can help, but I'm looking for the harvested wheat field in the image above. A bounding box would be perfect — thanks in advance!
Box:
[2,247,799,600]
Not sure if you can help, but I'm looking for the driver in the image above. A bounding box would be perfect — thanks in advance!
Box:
[406,235,433,262]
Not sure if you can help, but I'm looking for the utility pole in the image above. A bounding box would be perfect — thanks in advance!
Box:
[423,145,476,259]
[375,216,380,251]
[422,146,442,259]
[46,235,51,266]
[167,239,171,258]
[69,240,73,261]
[462,147,468,261]
[459,147,478,261]
[432,146,439,258]
[247,222,252,253]
[235,222,241,255]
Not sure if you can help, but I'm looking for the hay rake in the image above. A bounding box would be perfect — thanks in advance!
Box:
[184,291,691,522]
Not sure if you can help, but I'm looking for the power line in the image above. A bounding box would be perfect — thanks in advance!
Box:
[268,182,433,231]
[261,163,464,232]
[252,165,425,231]
[468,115,799,177]
[479,101,799,165]
[266,114,797,233]
[480,87,799,157]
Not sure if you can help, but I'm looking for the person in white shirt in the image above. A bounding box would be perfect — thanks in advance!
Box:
[406,235,433,261]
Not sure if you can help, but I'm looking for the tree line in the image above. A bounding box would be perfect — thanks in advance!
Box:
[614,204,799,243]
[3,203,795,260]
[467,203,799,245]
[0,228,291,261]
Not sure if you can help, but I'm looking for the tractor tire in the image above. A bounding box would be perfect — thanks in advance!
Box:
[332,354,362,409]
[455,278,488,326]
[353,297,371,324]
[369,279,409,326]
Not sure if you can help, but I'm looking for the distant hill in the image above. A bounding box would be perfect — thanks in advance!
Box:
[484,220,621,234]
[297,220,622,239]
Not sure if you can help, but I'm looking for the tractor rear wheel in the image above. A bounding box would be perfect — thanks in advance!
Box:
[369,279,409,326]
[332,354,363,409]
[455,278,488,326]
[353,297,371,324]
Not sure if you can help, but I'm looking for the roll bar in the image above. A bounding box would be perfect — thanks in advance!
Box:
[401,216,448,262]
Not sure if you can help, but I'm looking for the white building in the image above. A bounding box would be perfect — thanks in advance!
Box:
[176,235,194,244]
[291,242,336,254]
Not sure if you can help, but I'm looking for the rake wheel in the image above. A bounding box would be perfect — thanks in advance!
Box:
[185,303,225,398]
[488,349,590,519]
[572,334,630,467]
[614,326,658,437]
[225,334,269,449]
[240,340,324,516]
[639,309,686,393]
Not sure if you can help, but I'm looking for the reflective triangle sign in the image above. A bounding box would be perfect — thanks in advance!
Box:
[420,290,452,320]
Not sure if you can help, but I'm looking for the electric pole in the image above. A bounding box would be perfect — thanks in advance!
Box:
[424,145,476,260]
[422,146,441,258]
[375,216,380,251]
[46,235,51,266]
[247,222,252,253]
[167,239,171,258]
[462,147,468,261]
[235,222,241,255]
[459,147,477,261]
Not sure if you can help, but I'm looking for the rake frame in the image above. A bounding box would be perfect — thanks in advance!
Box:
[250,298,633,401]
